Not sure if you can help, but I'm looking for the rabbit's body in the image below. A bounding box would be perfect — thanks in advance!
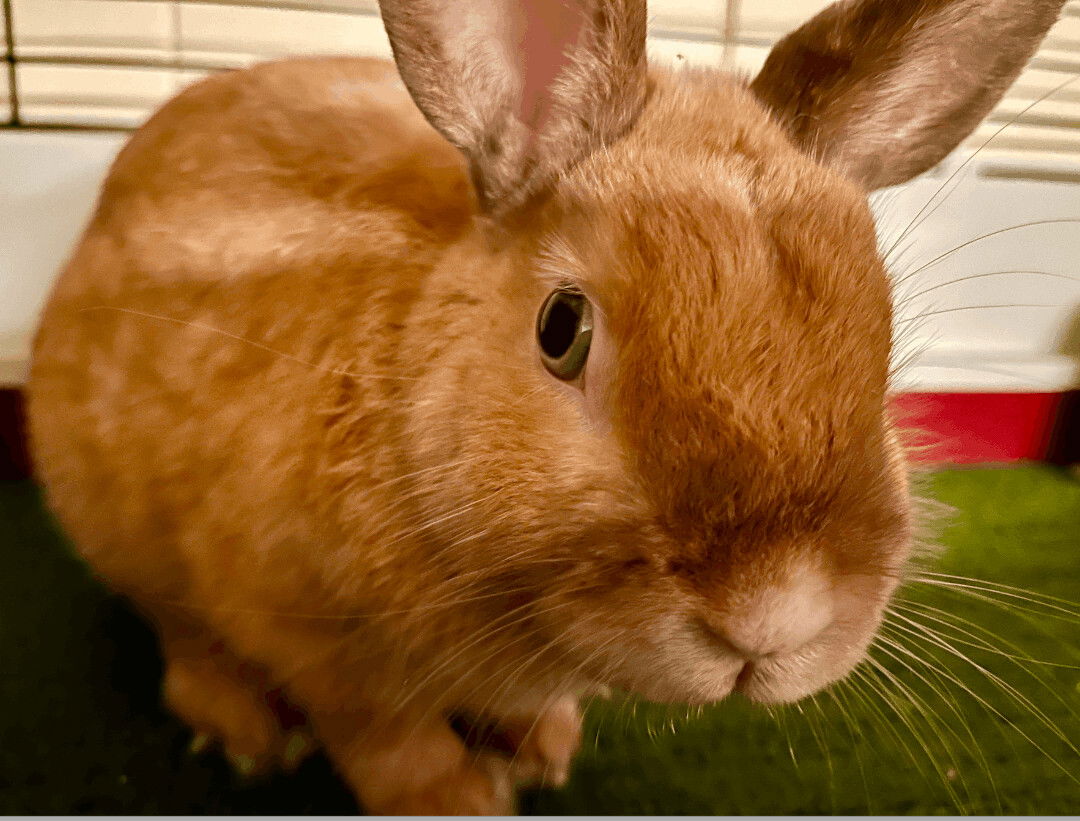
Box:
[29,55,481,693]
[27,0,1067,813]
[30,58,596,786]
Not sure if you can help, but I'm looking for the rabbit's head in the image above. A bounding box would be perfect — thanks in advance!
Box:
[374,0,1065,705]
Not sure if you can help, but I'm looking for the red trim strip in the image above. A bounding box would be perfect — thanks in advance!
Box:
[892,391,1073,465]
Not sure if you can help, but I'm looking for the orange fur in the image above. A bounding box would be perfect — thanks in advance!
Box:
[26,0,1065,813]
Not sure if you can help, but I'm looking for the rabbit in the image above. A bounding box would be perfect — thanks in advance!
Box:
[25,0,1067,814]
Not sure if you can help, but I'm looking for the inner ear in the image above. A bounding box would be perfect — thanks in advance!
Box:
[516,1,587,130]
[378,0,648,215]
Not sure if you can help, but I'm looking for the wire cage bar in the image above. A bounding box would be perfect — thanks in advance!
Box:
[0,0,1077,169]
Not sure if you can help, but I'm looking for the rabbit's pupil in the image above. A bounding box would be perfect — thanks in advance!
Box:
[540,295,580,355]
[537,289,592,380]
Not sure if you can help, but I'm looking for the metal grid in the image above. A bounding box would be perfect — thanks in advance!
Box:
[1,0,1078,162]
[1,0,390,129]
[3,0,18,124]
[0,0,759,131]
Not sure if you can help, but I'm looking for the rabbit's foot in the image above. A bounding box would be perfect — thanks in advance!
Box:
[505,696,581,787]
[311,707,516,815]
[165,653,314,775]
[376,753,515,815]
[451,696,581,788]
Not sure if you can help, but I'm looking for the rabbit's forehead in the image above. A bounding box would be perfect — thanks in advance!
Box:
[547,180,894,533]
[535,71,898,530]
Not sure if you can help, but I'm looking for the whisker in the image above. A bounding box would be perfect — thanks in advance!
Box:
[862,652,972,808]
[893,600,1080,733]
[910,577,1080,623]
[916,572,1080,613]
[360,457,477,494]
[903,269,1080,301]
[893,599,1080,669]
[872,628,1001,809]
[389,587,603,724]
[893,218,1080,287]
[495,635,623,786]
[845,665,954,802]
[771,703,801,773]
[455,615,608,734]
[792,696,842,805]
[896,303,1061,323]
[883,71,1080,258]
[875,622,1033,767]
[378,488,506,550]
[893,360,1077,389]
[806,695,839,813]
[824,685,874,813]
[883,615,1080,779]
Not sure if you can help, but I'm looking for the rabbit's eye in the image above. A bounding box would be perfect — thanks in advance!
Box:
[537,288,593,381]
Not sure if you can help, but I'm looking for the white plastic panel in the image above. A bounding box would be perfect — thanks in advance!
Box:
[649,0,725,35]
[177,2,390,67]
[877,154,1080,392]
[16,63,176,128]
[0,130,127,386]
[12,0,174,62]
[648,36,724,68]
[735,0,832,42]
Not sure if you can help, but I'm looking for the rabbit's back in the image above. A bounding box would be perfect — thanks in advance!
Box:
[27,57,474,605]
[80,56,474,287]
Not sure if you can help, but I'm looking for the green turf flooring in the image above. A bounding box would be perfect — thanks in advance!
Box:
[2,466,1078,814]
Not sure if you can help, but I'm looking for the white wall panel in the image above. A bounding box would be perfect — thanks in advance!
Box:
[12,0,174,61]
[17,63,176,127]
[735,0,831,42]
[648,36,723,68]
[649,0,724,34]
[0,130,127,386]
[177,2,390,67]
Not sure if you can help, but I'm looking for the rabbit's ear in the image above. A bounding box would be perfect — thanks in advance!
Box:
[377,0,647,214]
[750,0,1067,190]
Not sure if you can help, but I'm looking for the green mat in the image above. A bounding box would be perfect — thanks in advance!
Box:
[2,467,1078,814]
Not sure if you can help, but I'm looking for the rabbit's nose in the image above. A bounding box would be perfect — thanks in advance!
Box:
[701,562,834,659]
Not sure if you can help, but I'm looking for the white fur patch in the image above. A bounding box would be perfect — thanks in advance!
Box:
[723,558,834,658]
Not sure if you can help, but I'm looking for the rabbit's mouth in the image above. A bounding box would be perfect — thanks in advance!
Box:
[596,563,900,708]
[724,623,872,705]
[624,617,878,707]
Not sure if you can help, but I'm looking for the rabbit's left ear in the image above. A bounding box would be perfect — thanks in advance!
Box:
[751,0,1068,190]
[377,0,648,215]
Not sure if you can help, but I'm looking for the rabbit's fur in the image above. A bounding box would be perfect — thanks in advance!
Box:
[26,0,1066,813]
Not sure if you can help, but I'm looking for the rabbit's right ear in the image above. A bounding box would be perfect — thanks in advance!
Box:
[377,0,648,216]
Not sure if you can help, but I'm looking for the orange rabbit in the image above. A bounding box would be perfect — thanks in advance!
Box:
[26,0,1066,813]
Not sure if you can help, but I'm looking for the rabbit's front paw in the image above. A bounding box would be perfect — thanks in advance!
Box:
[310,706,517,814]
[165,656,314,776]
[502,697,582,787]
[379,754,515,815]
[450,696,582,788]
